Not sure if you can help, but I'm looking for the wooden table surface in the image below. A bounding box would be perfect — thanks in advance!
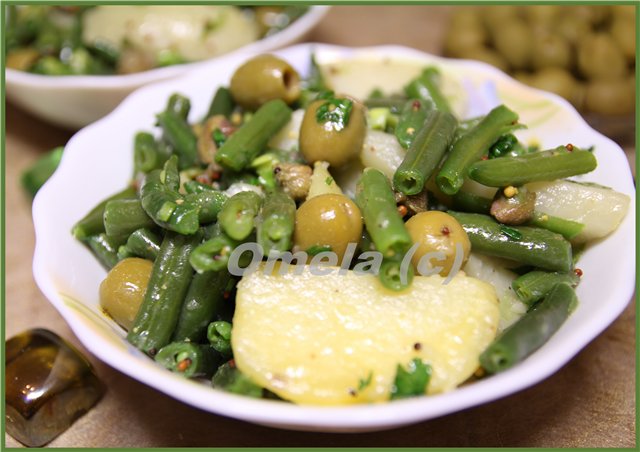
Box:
[5,6,636,448]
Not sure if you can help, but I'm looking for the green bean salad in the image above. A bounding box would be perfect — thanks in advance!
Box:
[72,52,629,404]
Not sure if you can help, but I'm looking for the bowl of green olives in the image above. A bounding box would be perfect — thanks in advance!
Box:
[444,5,635,144]
[5,5,329,129]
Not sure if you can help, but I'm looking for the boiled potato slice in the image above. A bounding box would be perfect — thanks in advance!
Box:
[232,264,499,405]
[526,180,630,243]
[360,130,405,179]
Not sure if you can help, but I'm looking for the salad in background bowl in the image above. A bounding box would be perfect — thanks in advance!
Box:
[32,44,634,431]
[5,5,329,129]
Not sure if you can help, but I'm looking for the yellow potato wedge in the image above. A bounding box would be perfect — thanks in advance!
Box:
[232,264,500,405]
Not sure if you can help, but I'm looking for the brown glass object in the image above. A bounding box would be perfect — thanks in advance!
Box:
[5,329,105,447]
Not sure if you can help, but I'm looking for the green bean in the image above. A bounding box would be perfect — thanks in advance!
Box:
[155,111,199,170]
[218,191,263,241]
[355,168,412,258]
[167,93,191,121]
[454,116,484,141]
[189,229,242,274]
[448,211,573,272]
[155,342,221,378]
[480,283,577,373]
[207,320,233,356]
[72,186,136,240]
[124,228,162,261]
[212,361,263,398]
[451,191,493,214]
[183,180,214,194]
[21,146,63,198]
[395,99,434,149]
[205,87,235,120]
[215,99,292,171]
[103,198,155,238]
[140,162,199,235]
[364,97,407,113]
[529,212,584,241]
[488,134,519,159]
[404,67,452,113]
[468,146,597,187]
[512,270,580,306]
[379,258,414,292]
[184,190,228,224]
[85,233,123,270]
[256,191,296,255]
[134,132,162,174]
[437,105,519,195]
[172,270,231,343]
[127,231,201,356]
[394,110,457,195]
[390,358,432,400]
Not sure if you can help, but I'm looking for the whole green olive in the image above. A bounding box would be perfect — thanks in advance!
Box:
[611,17,636,62]
[491,20,533,70]
[585,77,635,115]
[405,211,470,277]
[299,97,366,168]
[480,5,520,29]
[531,32,572,70]
[522,5,561,26]
[458,46,509,72]
[293,193,363,261]
[444,24,488,58]
[556,14,591,45]
[99,257,153,331]
[527,67,582,107]
[577,33,627,81]
[229,54,301,110]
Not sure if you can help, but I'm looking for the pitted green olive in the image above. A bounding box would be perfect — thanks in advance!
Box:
[293,193,363,261]
[405,211,471,277]
[531,33,572,70]
[577,33,627,81]
[99,257,153,331]
[299,97,366,168]
[230,54,301,110]
[491,20,533,70]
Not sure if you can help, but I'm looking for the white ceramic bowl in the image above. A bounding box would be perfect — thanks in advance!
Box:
[32,44,635,432]
[6,6,329,130]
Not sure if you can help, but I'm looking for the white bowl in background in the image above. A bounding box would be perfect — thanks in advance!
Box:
[6,6,329,129]
[32,44,635,432]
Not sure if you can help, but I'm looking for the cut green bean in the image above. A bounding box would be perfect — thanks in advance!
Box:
[394,110,457,195]
[155,111,199,170]
[72,186,136,240]
[257,191,296,255]
[468,146,597,187]
[218,191,263,241]
[215,99,292,171]
[404,67,452,113]
[437,105,519,195]
[189,229,243,274]
[172,270,231,343]
[155,342,221,378]
[205,87,235,120]
[212,361,263,398]
[134,132,162,174]
[480,283,577,373]
[185,189,228,224]
[394,99,433,149]
[356,168,412,258]
[103,198,155,237]
[448,211,573,272]
[140,162,199,235]
[167,93,191,121]
[530,212,584,241]
[512,271,580,306]
[21,146,63,198]
[127,231,201,356]
[364,97,407,113]
[379,258,414,292]
[451,191,493,214]
[85,233,123,269]
[207,320,233,356]
[124,228,162,261]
